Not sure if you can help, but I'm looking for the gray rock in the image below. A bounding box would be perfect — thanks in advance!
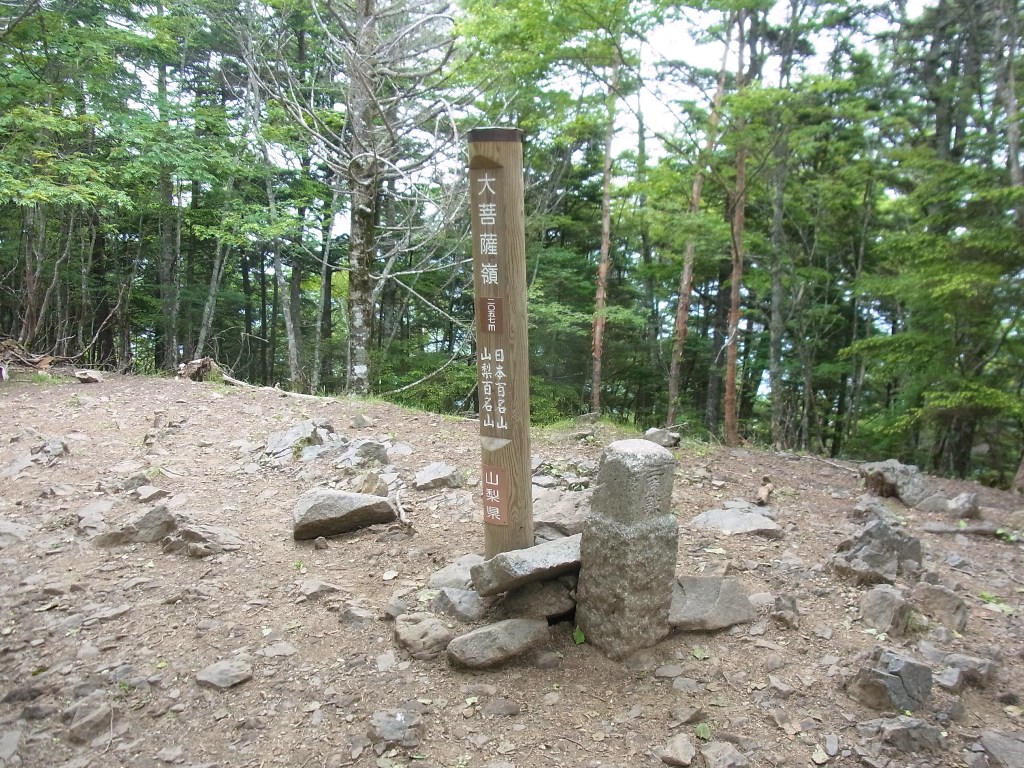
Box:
[669,576,756,631]
[501,581,575,621]
[849,496,901,524]
[368,709,425,749]
[911,583,968,632]
[828,520,921,584]
[980,731,1024,768]
[352,472,389,497]
[347,438,390,466]
[414,462,464,490]
[948,491,980,519]
[265,420,331,461]
[0,454,34,479]
[658,733,697,766]
[432,587,492,622]
[76,499,114,536]
[133,484,169,503]
[394,612,455,660]
[701,740,749,768]
[67,699,118,744]
[532,487,590,539]
[690,508,782,538]
[878,649,932,704]
[847,649,931,712]
[576,440,678,660]
[429,554,485,590]
[32,437,70,462]
[0,730,20,762]
[917,491,980,519]
[162,519,243,555]
[298,579,342,600]
[156,745,184,763]
[644,427,681,448]
[0,519,31,548]
[860,459,931,507]
[350,413,375,429]
[471,534,581,597]
[196,659,253,690]
[481,698,521,717]
[860,584,913,635]
[292,488,396,540]
[772,594,800,629]
[917,641,998,687]
[86,604,130,624]
[857,716,945,754]
[446,618,549,669]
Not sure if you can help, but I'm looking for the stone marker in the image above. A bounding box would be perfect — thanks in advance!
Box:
[575,439,678,660]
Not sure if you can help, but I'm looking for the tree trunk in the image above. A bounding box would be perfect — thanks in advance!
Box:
[724,11,750,448]
[666,31,731,427]
[156,49,180,372]
[590,61,620,415]
[1013,452,1024,495]
[311,189,335,395]
[723,152,746,447]
[346,0,380,394]
[705,260,731,433]
[768,135,788,448]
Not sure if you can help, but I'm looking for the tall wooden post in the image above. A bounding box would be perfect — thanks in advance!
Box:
[468,128,534,557]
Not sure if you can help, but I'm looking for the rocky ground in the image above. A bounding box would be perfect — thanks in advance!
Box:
[0,372,1022,768]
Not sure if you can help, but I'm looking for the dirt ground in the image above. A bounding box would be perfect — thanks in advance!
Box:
[0,372,1021,768]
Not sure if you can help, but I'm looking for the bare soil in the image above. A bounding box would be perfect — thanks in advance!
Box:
[0,372,1022,768]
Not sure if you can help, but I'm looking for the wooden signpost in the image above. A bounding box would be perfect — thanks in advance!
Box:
[468,128,534,557]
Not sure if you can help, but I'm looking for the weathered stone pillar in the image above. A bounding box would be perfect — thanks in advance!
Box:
[575,439,678,659]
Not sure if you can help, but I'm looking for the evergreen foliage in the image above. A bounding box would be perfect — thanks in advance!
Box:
[0,0,1022,485]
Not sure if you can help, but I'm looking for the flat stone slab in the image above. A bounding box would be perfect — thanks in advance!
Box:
[414,462,463,490]
[196,659,253,690]
[690,508,783,538]
[446,618,549,668]
[471,534,581,597]
[292,488,396,540]
[428,554,484,590]
[432,587,492,622]
[669,576,756,631]
[981,730,1024,767]
[0,520,32,548]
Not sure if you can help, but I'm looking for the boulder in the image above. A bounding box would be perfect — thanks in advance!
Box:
[446,619,549,669]
[860,460,930,507]
[860,584,913,636]
[292,488,396,540]
[911,583,968,632]
[828,520,921,584]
